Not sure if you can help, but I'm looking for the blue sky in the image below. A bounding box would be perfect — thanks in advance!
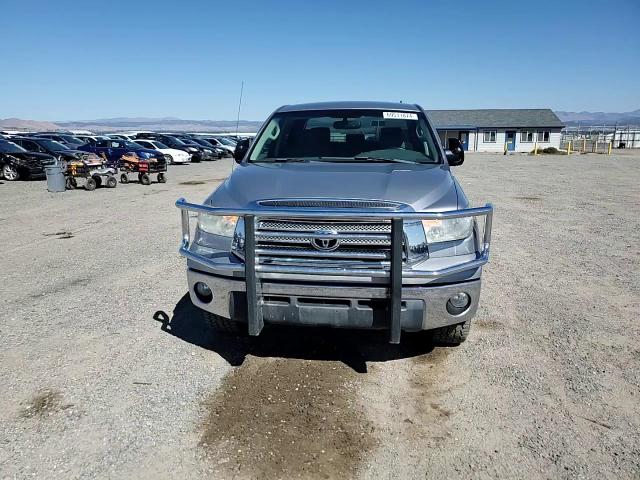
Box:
[1,0,638,120]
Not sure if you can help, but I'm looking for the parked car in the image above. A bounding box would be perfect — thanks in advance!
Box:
[134,139,191,164]
[135,134,204,162]
[0,139,56,181]
[186,137,226,158]
[73,134,110,145]
[199,136,235,155]
[168,134,221,160]
[78,139,167,164]
[10,136,103,163]
[31,133,86,148]
[175,101,494,345]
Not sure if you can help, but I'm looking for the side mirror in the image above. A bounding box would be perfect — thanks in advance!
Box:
[445,138,464,166]
[233,138,250,163]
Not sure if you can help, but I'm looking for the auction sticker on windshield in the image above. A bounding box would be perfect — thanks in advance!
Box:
[383,112,418,120]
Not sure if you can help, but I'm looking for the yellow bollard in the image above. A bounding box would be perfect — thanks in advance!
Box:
[568,141,572,155]
[504,142,507,155]
[534,142,538,155]
[608,142,612,155]
[582,138,586,152]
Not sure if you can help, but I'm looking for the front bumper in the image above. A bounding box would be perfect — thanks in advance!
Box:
[188,267,481,332]
[176,199,493,343]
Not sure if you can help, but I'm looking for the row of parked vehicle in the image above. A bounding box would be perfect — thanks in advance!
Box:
[0,131,240,181]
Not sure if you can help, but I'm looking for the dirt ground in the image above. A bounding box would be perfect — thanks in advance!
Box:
[0,153,638,479]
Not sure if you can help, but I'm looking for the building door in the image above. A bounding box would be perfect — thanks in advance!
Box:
[505,131,516,151]
[458,131,469,151]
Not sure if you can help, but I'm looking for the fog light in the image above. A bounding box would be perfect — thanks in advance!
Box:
[194,282,213,303]
[446,292,470,315]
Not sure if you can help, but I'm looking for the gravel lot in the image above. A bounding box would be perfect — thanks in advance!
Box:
[0,153,638,479]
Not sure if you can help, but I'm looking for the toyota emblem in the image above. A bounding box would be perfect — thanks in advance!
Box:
[311,229,341,252]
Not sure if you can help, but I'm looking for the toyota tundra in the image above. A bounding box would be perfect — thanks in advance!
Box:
[176,101,493,344]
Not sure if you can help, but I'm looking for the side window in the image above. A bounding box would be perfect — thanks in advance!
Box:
[96,140,107,148]
[483,131,496,142]
[537,131,550,142]
[520,131,533,142]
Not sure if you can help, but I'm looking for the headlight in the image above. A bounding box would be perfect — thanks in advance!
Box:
[198,214,238,237]
[194,214,245,255]
[204,148,213,153]
[188,147,198,152]
[422,217,473,244]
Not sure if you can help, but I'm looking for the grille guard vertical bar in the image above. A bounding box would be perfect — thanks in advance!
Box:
[390,218,403,344]
[245,215,263,336]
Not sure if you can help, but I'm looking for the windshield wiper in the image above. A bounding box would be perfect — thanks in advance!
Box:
[351,156,417,164]
[256,158,309,163]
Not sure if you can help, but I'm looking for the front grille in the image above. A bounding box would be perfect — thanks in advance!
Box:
[254,218,404,270]
[258,199,401,209]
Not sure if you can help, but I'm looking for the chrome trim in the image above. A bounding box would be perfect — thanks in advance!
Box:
[176,198,493,280]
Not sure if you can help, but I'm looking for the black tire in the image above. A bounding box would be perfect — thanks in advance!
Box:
[140,173,151,185]
[157,172,166,183]
[65,177,75,190]
[106,176,117,188]
[94,176,102,188]
[120,173,129,184]
[202,310,242,334]
[431,321,471,346]
[85,177,97,191]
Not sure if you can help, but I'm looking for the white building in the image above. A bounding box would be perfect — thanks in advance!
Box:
[427,109,564,153]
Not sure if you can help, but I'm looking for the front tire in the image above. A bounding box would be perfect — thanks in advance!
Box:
[139,173,151,185]
[2,164,20,181]
[202,310,242,334]
[157,172,166,183]
[106,176,117,188]
[166,155,173,165]
[85,177,97,191]
[431,321,471,346]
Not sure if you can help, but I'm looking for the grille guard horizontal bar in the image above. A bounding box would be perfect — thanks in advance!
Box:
[176,197,493,279]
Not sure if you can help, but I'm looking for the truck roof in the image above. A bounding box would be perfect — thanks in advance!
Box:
[277,101,421,113]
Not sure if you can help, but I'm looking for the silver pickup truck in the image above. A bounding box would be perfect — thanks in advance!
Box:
[176,101,492,344]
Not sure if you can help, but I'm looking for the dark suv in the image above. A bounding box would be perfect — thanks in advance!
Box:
[11,136,102,163]
[0,139,56,181]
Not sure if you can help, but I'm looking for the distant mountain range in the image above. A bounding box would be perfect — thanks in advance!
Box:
[2,109,639,132]
[555,109,640,126]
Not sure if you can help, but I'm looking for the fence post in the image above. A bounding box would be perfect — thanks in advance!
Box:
[534,142,538,155]
[503,141,507,155]
[582,138,586,152]
[568,141,572,155]
[608,142,612,155]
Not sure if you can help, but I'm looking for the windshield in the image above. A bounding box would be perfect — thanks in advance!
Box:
[151,141,168,149]
[0,140,27,153]
[124,141,144,149]
[165,137,186,146]
[193,138,213,147]
[216,136,236,146]
[39,139,69,151]
[248,109,441,164]
[61,136,84,145]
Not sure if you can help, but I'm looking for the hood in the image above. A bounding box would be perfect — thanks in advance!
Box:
[4,151,55,165]
[208,161,458,211]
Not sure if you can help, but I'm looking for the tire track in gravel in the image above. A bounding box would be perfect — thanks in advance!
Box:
[200,356,376,479]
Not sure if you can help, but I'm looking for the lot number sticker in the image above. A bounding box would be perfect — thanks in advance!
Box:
[383,111,418,120]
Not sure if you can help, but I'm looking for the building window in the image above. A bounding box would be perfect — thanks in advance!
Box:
[537,131,550,142]
[483,131,496,142]
[520,131,534,142]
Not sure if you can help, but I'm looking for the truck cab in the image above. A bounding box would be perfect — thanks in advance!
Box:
[176,101,493,344]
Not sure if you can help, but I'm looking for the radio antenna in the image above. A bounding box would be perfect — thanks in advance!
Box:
[232,81,244,171]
